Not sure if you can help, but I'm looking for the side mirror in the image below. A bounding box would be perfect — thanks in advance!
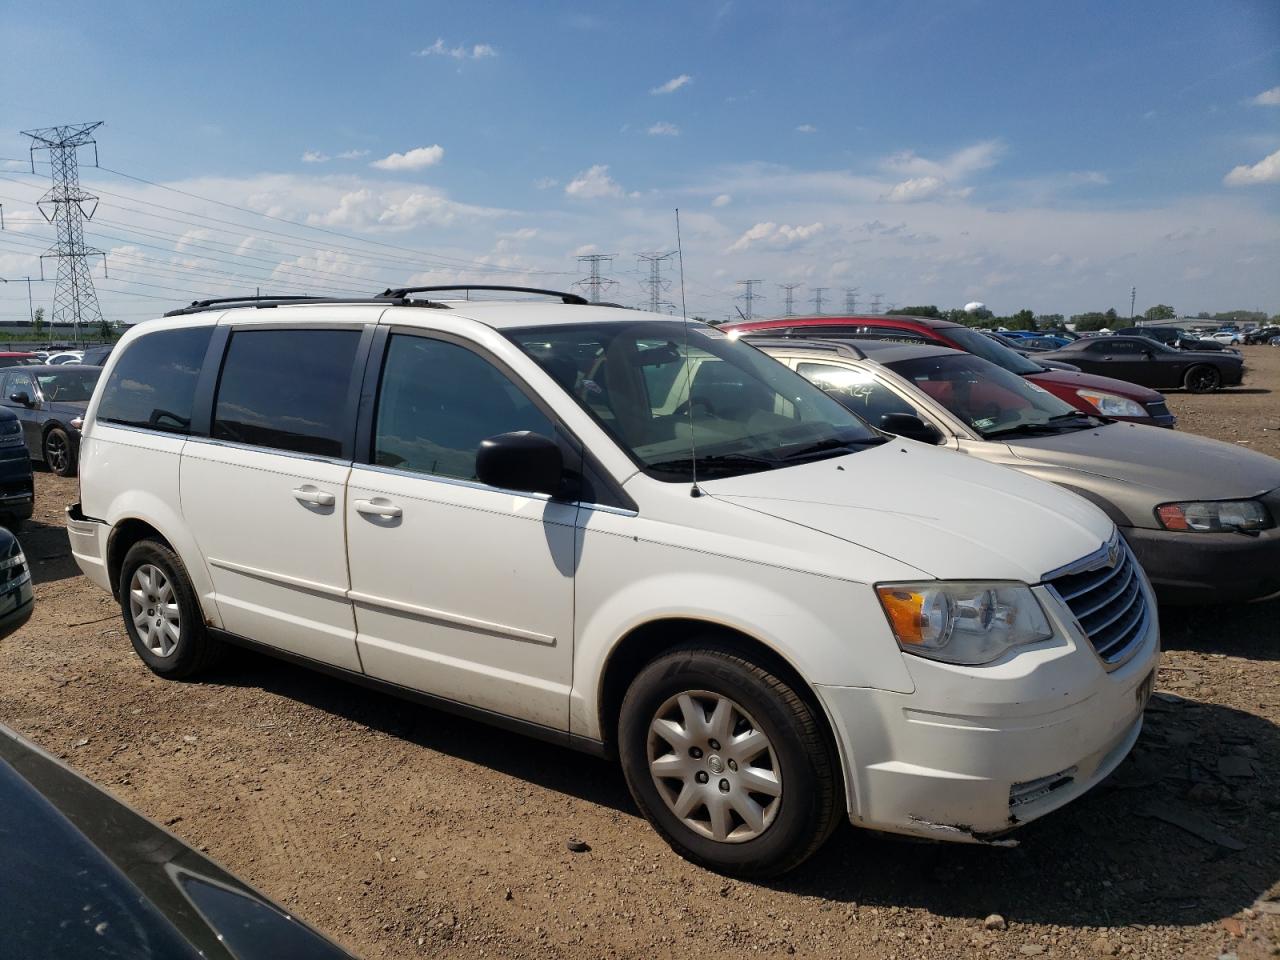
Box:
[476,432,563,497]
[8,392,32,407]
[879,412,942,444]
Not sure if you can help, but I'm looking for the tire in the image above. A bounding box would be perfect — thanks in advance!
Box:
[43,426,75,477]
[1183,364,1221,393]
[618,643,842,878]
[117,539,224,679]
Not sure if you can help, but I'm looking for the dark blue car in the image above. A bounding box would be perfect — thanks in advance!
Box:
[0,409,33,527]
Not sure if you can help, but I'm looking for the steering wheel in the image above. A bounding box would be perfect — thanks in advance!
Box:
[673,396,720,419]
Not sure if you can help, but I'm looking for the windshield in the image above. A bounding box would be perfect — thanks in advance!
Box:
[507,320,882,481]
[882,353,1099,439]
[35,367,100,402]
[944,326,1044,375]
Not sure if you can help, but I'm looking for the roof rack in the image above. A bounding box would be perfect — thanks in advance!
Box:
[738,335,866,360]
[162,294,447,318]
[377,284,589,305]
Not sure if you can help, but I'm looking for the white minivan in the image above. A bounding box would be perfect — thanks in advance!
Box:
[68,288,1159,876]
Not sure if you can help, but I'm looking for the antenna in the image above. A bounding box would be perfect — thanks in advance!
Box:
[675,208,699,498]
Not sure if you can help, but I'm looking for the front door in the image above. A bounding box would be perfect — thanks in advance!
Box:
[180,325,366,670]
[345,331,578,731]
[0,369,41,454]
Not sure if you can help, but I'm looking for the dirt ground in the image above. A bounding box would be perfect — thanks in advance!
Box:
[2,346,1279,960]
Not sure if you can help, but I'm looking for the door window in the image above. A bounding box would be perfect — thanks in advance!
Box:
[5,371,36,400]
[96,326,213,434]
[373,335,554,482]
[796,362,924,426]
[212,328,361,457]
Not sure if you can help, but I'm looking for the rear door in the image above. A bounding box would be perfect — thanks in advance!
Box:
[344,329,578,730]
[179,321,371,670]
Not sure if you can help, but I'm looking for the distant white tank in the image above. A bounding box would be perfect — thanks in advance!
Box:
[963,301,987,314]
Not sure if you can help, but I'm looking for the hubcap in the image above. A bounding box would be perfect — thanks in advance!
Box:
[46,434,67,472]
[129,564,181,658]
[647,691,782,843]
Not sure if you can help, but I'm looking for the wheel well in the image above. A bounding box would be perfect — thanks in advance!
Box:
[106,519,170,597]
[596,618,833,757]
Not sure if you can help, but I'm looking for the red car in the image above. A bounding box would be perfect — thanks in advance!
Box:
[724,315,1176,427]
[0,353,39,368]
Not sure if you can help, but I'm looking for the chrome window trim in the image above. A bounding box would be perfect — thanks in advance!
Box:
[180,434,353,469]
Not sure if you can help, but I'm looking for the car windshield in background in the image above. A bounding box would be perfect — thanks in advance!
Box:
[34,368,100,403]
[882,353,1099,439]
[507,320,883,481]
[945,326,1045,376]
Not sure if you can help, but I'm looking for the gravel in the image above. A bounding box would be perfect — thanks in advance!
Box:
[1,345,1278,959]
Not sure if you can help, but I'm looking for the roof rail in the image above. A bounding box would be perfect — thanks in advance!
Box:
[739,335,866,360]
[378,284,589,305]
[162,294,448,318]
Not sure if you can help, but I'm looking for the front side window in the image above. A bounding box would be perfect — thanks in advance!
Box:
[796,362,924,427]
[5,371,35,398]
[212,328,361,457]
[34,368,100,403]
[96,326,213,434]
[508,320,881,481]
[373,335,553,481]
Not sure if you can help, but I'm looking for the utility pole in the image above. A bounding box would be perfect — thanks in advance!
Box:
[810,287,828,314]
[1130,286,1136,321]
[778,283,802,317]
[22,123,108,346]
[735,280,765,320]
[574,253,616,304]
[637,251,676,313]
[869,293,883,314]
[843,287,860,314]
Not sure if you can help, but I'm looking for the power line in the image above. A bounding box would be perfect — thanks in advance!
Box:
[810,287,828,314]
[574,254,616,304]
[777,282,802,317]
[637,251,676,313]
[735,279,765,320]
[22,122,107,341]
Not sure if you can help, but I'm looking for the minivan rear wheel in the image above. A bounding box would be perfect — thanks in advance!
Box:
[118,539,224,679]
[618,644,841,877]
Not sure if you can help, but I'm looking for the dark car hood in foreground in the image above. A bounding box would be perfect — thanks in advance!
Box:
[0,724,354,960]
[1001,422,1280,523]
[1026,368,1166,402]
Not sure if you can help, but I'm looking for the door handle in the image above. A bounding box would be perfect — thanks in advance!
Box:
[354,498,402,519]
[293,486,336,507]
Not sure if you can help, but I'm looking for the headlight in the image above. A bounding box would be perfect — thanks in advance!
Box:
[1075,389,1147,418]
[1156,500,1272,533]
[875,582,1054,665]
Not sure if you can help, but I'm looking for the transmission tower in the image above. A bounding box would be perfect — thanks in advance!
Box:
[869,293,884,314]
[637,251,676,313]
[22,123,107,340]
[778,283,802,317]
[735,280,765,320]
[843,287,860,313]
[573,254,617,304]
[810,287,828,314]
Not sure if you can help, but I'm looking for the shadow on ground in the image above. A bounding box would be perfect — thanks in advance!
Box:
[1160,597,1280,661]
[16,517,80,586]
[211,645,1278,932]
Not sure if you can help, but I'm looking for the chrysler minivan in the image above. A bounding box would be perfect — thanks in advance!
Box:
[68,288,1160,876]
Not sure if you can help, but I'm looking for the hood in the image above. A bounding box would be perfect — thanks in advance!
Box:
[1004,421,1280,507]
[45,399,89,417]
[1027,368,1164,402]
[1177,349,1242,363]
[699,440,1113,584]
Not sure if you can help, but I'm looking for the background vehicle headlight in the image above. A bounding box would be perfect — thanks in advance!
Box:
[875,582,1053,665]
[1156,500,1272,533]
[1075,389,1147,418]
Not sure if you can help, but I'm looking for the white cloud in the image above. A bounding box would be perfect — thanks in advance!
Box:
[650,74,692,95]
[370,145,445,171]
[795,124,818,134]
[883,176,948,203]
[565,164,623,199]
[413,39,497,59]
[1224,148,1280,186]
[301,151,329,163]
[648,121,680,136]
[337,149,370,160]
[712,193,732,207]
[303,149,368,163]
[1250,86,1280,106]
[534,177,559,190]
[728,221,824,252]
[883,140,1004,181]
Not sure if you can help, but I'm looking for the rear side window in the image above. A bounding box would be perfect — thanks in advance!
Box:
[212,328,361,458]
[96,326,213,434]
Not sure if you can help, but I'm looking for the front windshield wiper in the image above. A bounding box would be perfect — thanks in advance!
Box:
[778,436,889,461]
[1047,411,1104,425]
[647,452,781,476]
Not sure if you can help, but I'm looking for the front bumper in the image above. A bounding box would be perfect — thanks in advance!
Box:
[816,582,1160,841]
[1124,523,1280,604]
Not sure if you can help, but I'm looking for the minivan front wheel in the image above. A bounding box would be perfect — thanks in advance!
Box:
[118,540,224,679]
[618,644,841,877]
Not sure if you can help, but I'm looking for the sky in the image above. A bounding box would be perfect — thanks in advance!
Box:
[0,0,1278,325]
